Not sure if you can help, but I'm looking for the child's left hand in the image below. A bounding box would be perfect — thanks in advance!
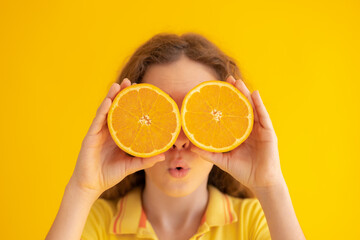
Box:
[190,75,284,193]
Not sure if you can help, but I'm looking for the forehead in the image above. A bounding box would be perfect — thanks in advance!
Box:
[141,55,220,104]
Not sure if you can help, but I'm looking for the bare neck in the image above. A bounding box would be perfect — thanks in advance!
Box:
[141,177,209,231]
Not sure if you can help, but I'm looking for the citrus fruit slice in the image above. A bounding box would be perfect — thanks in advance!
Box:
[107,83,181,158]
[181,80,254,152]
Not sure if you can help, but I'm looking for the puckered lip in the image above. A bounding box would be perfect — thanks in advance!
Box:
[168,160,190,169]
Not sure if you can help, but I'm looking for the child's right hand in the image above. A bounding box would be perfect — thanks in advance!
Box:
[69,78,166,198]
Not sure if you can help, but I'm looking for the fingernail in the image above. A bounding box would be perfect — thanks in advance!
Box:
[235,79,243,87]
[238,79,246,86]
[230,75,236,82]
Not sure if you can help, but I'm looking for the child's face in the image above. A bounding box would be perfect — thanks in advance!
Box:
[142,54,219,197]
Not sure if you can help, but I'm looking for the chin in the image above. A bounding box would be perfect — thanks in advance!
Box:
[158,181,199,198]
[161,186,195,198]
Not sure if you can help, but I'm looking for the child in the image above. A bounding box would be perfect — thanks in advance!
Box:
[46,33,306,240]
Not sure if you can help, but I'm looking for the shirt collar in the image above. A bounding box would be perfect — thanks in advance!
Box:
[205,185,238,227]
[109,185,238,237]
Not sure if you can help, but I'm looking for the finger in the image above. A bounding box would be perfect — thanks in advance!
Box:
[251,90,274,130]
[106,83,120,100]
[227,76,259,124]
[105,77,131,101]
[125,154,166,175]
[190,145,228,170]
[87,97,112,136]
[120,78,132,91]
[226,75,236,85]
[234,79,259,123]
[87,78,131,136]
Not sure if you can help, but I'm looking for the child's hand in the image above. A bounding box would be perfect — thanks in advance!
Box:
[190,76,284,193]
[69,79,165,197]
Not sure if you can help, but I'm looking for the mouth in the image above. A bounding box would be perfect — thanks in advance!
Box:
[168,166,190,178]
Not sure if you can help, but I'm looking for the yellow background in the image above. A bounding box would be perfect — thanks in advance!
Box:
[1,0,359,239]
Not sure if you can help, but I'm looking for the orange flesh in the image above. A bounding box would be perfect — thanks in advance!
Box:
[108,84,181,157]
[182,81,253,152]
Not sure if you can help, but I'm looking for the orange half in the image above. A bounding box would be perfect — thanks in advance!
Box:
[181,80,254,152]
[107,83,181,158]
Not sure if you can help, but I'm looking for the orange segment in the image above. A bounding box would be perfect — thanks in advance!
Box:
[181,80,254,152]
[108,83,181,157]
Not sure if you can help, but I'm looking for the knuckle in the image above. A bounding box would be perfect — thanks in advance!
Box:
[272,133,278,142]
[82,135,99,149]
[81,137,89,148]
[96,103,103,116]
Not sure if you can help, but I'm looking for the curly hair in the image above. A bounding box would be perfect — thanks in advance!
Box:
[99,32,254,200]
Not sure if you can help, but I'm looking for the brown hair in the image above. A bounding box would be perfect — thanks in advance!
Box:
[99,32,254,200]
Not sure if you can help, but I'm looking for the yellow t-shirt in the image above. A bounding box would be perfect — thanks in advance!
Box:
[81,185,271,240]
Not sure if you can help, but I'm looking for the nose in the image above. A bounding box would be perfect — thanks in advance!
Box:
[172,128,190,150]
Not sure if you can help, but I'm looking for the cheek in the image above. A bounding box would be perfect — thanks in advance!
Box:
[144,161,167,181]
[193,160,214,178]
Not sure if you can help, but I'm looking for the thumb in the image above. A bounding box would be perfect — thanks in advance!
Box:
[125,154,166,176]
[190,145,225,167]
[142,154,166,168]
[191,146,234,176]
